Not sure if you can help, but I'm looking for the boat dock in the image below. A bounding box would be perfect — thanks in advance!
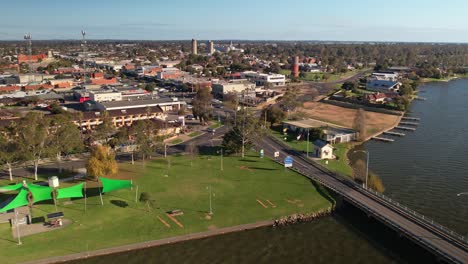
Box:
[383,131,405,137]
[415,97,427,101]
[399,121,419,126]
[402,117,420,121]
[395,126,417,131]
[371,137,395,142]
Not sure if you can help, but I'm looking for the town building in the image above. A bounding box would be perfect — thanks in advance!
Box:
[313,140,334,160]
[89,91,123,102]
[371,71,399,81]
[95,97,186,112]
[241,71,286,86]
[282,119,357,144]
[366,80,401,93]
[17,53,47,64]
[212,80,256,98]
[157,68,183,80]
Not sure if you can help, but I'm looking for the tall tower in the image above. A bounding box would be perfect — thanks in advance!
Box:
[81,30,87,83]
[291,56,300,78]
[23,33,32,83]
[208,40,214,55]
[191,38,198,55]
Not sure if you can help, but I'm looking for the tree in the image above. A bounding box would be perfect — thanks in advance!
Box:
[342,81,357,91]
[86,145,118,180]
[145,83,156,92]
[93,111,116,144]
[0,129,20,181]
[279,86,302,114]
[222,109,263,158]
[192,87,213,125]
[353,108,367,142]
[130,120,162,161]
[262,105,286,127]
[16,112,49,180]
[48,114,83,173]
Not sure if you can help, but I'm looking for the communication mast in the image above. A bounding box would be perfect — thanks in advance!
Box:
[23,33,32,83]
[81,30,87,84]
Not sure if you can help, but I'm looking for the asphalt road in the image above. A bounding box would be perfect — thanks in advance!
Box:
[258,136,468,264]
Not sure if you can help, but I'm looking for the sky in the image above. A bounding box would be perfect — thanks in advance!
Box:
[1,0,468,42]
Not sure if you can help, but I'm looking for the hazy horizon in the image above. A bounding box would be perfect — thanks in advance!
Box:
[2,0,468,42]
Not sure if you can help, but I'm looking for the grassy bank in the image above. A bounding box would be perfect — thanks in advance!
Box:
[270,129,353,177]
[0,153,333,263]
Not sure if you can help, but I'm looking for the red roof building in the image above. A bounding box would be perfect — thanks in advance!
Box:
[17,54,47,64]
[0,86,21,93]
[90,78,117,85]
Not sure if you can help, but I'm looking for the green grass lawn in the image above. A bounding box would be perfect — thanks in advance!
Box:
[209,121,223,129]
[270,129,353,177]
[0,153,333,263]
[169,139,183,145]
[188,131,203,138]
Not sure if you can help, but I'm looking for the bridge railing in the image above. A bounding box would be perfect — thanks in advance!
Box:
[267,136,468,246]
[272,159,462,263]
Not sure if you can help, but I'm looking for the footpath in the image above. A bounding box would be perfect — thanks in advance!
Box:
[22,220,274,264]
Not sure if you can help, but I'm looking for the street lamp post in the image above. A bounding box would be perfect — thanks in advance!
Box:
[353,150,369,189]
[207,185,213,215]
[306,129,310,158]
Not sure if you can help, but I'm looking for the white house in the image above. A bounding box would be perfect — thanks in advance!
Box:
[314,140,334,160]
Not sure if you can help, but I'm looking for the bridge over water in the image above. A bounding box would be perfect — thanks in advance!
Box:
[260,136,468,263]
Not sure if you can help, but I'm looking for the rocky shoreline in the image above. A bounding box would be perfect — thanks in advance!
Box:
[273,207,334,227]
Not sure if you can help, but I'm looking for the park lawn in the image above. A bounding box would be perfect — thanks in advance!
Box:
[169,139,183,145]
[318,143,354,177]
[0,153,333,264]
[188,131,203,138]
[209,121,223,129]
[270,129,354,177]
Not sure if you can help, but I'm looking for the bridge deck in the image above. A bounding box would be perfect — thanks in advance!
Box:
[260,136,468,264]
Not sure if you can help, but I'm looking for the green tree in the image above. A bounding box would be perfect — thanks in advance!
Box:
[86,145,118,180]
[48,114,83,173]
[131,120,161,161]
[145,83,156,92]
[192,87,213,125]
[342,81,357,91]
[222,109,263,158]
[0,129,20,181]
[15,112,49,180]
[262,105,286,127]
[93,111,116,144]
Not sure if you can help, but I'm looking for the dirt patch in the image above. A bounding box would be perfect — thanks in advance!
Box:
[208,225,217,230]
[239,166,253,172]
[301,102,400,136]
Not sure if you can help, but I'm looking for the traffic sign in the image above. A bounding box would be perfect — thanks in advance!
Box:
[274,151,280,158]
[284,156,293,168]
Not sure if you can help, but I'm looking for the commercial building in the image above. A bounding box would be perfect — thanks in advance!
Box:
[95,97,186,112]
[371,71,399,81]
[157,68,183,80]
[282,119,357,144]
[89,91,123,102]
[366,80,401,93]
[212,80,256,98]
[241,71,286,86]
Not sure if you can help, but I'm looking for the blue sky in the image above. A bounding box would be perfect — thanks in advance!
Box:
[1,0,468,42]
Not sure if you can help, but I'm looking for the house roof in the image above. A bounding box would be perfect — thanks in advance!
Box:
[98,97,186,110]
[313,140,331,149]
[77,105,164,121]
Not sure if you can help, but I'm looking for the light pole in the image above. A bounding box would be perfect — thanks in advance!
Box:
[457,192,468,196]
[217,148,223,171]
[15,209,22,245]
[207,185,213,215]
[353,150,369,189]
[306,129,310,158]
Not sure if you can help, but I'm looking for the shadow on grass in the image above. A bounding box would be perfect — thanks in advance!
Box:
[248,167,277,171]
[110,200,129,208]
[310,180,336,206]
[239,159,257,163]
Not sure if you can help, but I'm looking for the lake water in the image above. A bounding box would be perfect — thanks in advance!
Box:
[70,80,468,264]
[361,79,468,235]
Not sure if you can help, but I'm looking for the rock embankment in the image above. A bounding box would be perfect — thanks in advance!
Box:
[274,207,334,227]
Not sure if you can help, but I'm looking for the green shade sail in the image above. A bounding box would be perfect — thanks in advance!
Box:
[0,183,23,192]
[100,177,132,193]
[0,188,29,213]
[27,184,52,204]
[57,183,84,199]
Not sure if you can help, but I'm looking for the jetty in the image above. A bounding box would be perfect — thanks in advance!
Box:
[402,117,420,121]
[371,136,395,142]
[415,97,427,101]
[395,126,416,131]
[399,121,419,126]
[383,131,405,137]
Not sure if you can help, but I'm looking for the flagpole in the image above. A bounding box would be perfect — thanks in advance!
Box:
[15,209,22,245]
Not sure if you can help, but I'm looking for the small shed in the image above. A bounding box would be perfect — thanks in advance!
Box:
[314,140,334,160]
